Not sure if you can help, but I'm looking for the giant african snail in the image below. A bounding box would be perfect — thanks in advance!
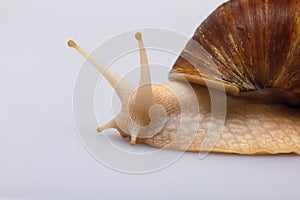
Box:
[69,0,300,155]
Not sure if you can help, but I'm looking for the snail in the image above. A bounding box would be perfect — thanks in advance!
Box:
[68,0,300,155]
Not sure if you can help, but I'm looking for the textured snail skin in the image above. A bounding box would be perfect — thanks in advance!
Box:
[142,82,300,154]
[69,0,300,154]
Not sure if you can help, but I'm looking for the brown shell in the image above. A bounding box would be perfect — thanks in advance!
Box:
[169,0,300,104]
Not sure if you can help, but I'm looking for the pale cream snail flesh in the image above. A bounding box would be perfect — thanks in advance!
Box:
[68,0,300,155]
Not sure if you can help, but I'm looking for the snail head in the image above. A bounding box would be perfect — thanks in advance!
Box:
[68,33,176,146]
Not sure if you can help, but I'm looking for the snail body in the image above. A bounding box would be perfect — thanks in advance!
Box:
[144,83,300,154]
[69,0,300,154]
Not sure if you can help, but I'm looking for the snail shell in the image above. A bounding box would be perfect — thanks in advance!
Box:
[170,0,300,105]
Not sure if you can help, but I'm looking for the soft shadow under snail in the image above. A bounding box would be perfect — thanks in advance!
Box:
[69,0,300,154]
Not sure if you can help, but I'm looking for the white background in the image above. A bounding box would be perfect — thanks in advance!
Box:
[1,0,300,199]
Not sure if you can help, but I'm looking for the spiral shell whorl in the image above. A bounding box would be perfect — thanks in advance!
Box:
[171,0,300,103]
